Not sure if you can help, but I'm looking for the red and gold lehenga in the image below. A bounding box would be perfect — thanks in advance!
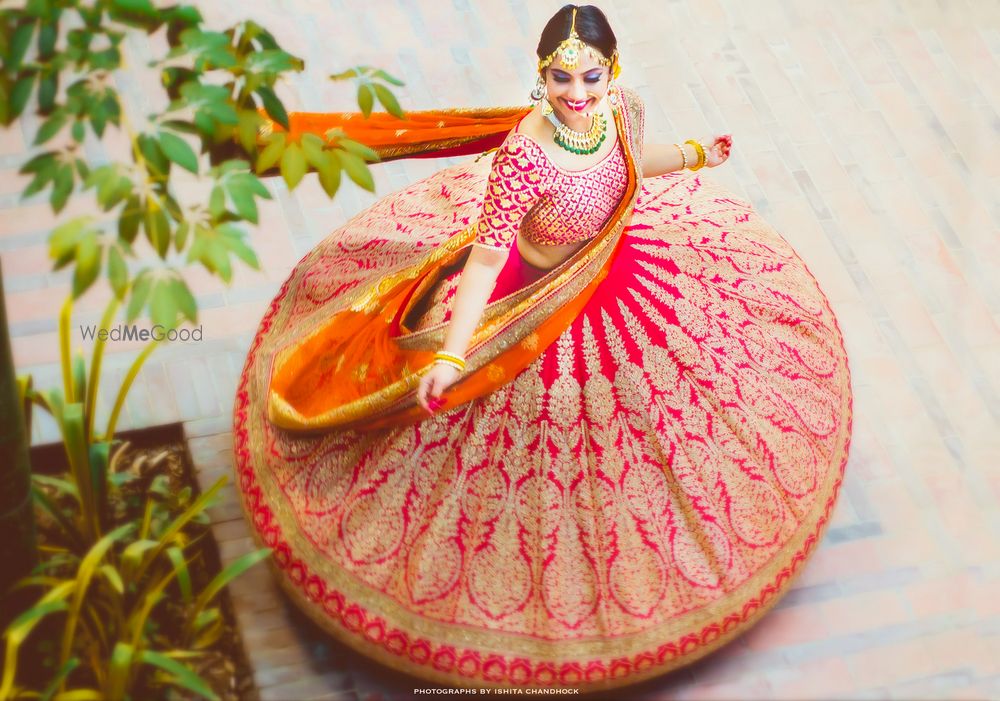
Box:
[233,85,853,693]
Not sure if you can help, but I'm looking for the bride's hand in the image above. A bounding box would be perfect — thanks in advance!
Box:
[702,133,732,167]
[417,363,460,413]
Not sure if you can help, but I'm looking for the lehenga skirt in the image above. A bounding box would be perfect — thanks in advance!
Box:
[233,156,853,692]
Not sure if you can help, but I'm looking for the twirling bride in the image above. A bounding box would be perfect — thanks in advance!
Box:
[234,4,853,692]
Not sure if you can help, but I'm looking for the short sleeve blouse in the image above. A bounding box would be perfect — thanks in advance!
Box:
[471,139,546,250]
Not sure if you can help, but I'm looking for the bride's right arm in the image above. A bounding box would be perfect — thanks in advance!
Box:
[417,139,545,411]
[440,137,545,359]
[437,245,507,360]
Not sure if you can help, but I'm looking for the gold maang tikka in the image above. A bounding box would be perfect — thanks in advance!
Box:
[537,8,620,76]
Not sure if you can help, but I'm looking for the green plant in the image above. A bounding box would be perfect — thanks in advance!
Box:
[1,0,405,548]
[2,470,272,700]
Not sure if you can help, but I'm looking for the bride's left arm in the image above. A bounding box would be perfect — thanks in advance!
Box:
[641,135,733,177]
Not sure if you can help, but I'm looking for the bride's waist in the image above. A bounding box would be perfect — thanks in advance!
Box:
[516,232,593,270]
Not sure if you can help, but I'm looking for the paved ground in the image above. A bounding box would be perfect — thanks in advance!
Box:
[2,0,998,699]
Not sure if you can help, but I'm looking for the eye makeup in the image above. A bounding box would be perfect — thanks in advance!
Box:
[550,68,605,84]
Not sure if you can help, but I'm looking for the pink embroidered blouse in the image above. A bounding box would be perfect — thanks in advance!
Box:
[472,127,628,250]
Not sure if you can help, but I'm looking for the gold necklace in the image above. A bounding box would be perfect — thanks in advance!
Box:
[542,99,608,155]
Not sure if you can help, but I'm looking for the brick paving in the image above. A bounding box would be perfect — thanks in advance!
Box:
[3,0,999,699]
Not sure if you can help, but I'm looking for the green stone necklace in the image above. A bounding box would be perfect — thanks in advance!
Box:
[542,99,608,155]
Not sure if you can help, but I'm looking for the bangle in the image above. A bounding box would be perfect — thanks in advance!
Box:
[433,350,466,371]
[685,139,706,171]
[434,358,464,372]
[672,142,688,170]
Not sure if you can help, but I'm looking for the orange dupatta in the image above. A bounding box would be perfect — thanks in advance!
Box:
[266,86,643,432]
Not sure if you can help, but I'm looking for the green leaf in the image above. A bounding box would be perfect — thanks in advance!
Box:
[51,164,74,212]
[126,270,152,322]
[161,118,198,135]
[227,183,258,223]
[175,221,190,252]
[372,83,404,118]
[203,100,238,125]
[189,548,271,635]
[208,185,225,218]
[8,22,36,71]
[339,137,380,163]
[39,657,81,700]
[96,89,119,135]
[336,149,375,192]
[89,46,122,71]
[218,223,259,269]
[110,0,158,18]
[49,216,90,261]
[316,151,341,198]
[9,75,35,121]
[144,199,170,258]
[137,650,219,701]
[108,246,128,299]
[171,278,197,323]
[149,278,177,328]
[35,110,68,145]
[280,142,306,190]
[236,110,262,153]
[231,171,270,198]
[245,49,300,73]
[20,150,57,176]
[356,83,374,118]
[300,133,326,169]
[38,73,57,113]
[165,546,193,601]
[22,166,56,199]
[161,66,196,99]
[256,85,288,130]
[119,194,141,244]
[255,132,285,174]
[137,133,170,180]
[72,235,100,298]
[374,68,405,87]
[206,239,232,282]
[106,641,134,701]
[328,67,360,80]
[37,21,57,57]
[162,5,203,26]
[179,28,235,71]
[159,131,198,174]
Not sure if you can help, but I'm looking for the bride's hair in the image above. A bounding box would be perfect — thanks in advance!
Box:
[536,4,618,65]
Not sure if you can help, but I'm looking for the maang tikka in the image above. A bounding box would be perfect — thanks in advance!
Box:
[530,8,622,105]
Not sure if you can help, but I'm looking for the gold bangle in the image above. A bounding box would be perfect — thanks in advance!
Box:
[434,350,465,364]
[685,139,706,171]
[433,351,466,371]
[672,142,687,170]
[433,358,465,372]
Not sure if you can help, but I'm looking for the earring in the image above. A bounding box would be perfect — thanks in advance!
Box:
[529,74,545,104]
[607,56,621,107]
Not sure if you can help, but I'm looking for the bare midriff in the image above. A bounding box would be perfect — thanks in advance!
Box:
[516,233,592,270]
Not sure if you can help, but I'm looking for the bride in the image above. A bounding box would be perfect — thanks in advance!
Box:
[235,4,853,693]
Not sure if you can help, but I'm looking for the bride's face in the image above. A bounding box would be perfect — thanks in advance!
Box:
[543,51,610,119]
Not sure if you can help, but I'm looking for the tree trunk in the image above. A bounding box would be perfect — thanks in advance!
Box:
[0,259,38,630]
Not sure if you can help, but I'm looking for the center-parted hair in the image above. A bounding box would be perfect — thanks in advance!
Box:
[536,4,618,66]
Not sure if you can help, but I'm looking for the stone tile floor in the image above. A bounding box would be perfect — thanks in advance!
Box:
[2,0,998,699]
